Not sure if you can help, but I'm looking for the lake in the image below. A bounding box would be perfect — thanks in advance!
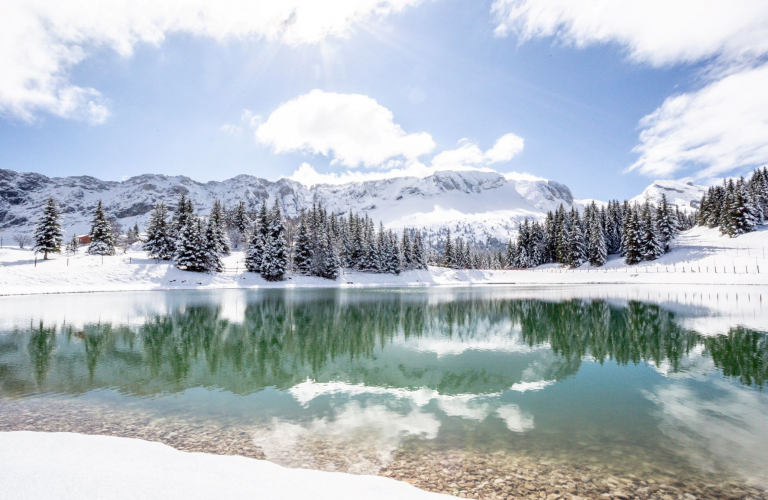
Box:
[1,286,767,499]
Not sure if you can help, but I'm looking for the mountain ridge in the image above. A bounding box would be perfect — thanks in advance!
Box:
[0,168,703,244]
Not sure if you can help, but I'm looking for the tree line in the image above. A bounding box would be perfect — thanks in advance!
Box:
[695,167,768,237]
[142,195,430,280]
[437,193,695,270]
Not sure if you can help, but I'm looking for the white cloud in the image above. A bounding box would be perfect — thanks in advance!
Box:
[220,109,261,136]
[431,140,486,169]
[256,90,435,167]
[285,132,526,186]
[491,0,768,67]
[0,0,423,123]
[240,109,262,129]
[629,62,768,181]
[485,133,525,163]
[431,133,524,170]
[491,0,768,180]
[219,124,242,136]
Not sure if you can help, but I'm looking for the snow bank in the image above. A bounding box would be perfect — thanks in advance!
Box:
[0,432,452,500]
[1,226,767,296]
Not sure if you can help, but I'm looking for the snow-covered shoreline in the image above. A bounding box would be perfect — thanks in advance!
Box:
[2,226,768,296]
[0,432,452,500]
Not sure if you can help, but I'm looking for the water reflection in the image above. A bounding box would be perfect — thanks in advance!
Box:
[1,288,767,486]
[1,292,764,397]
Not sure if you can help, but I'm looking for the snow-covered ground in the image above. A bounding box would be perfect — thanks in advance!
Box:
[1,226,767,296]
[0,432,451,500]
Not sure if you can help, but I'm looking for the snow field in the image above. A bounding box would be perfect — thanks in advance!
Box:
[0,432,452,500]
[1,226,767,296]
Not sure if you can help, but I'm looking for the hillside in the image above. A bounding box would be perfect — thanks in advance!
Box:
[0,168,704,245]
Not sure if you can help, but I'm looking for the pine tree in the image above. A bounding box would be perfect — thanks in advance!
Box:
[361,219,381,272]
[515,220,531,268]
[655,194,677,253]
[504,239,517,269]
[412,231,427,270]
[442,229,455,268]
[293,211,313,275]
[401,230,414,270]
[623,206,642,265]
[318,230,340,280]
[66,234,79,256]
[260,200,289,281]
[722,177,758,237]
[170,194,193,244]
[87,200,116,256]
[639,200,663,261]
[204,220,224,272]
[33,196,64,260]
[232,201,251,243]
[174,216,208,272]
[209,200,231,256]
[143,202,175,260]
[587,211,607,267]
[565,209,586,268]
[384,231,402,275]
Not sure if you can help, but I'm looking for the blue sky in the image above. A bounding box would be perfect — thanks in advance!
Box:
[2,0,767,201]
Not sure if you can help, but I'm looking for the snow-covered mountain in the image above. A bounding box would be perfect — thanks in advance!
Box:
[630,180,704,213]
[0,168,703,245]
[0,169,581,244]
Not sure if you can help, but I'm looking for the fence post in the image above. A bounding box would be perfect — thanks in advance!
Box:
[34,257,36,267]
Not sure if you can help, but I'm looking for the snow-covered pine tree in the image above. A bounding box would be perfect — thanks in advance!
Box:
[623,206,642,265]
[531,220,548,265]
[260,200,289,281]
[515,220,531,268]
[87,200,116,256]
[170,194,192,243]
[209,200,231,256]
[749,167,768,224]
[204,220,224,272]
[174,216,207,272]
[66,234,79,255]
[245,221,264,273]
[504,239,517,269]
[348,213,364,269]
[639,200,663,261]
[293,211,313,275]
[654,193,677,253]
[374,223,388,273]
[412,231,427,270]
[442,229,455,268]
[143,202,175,260]
[385,231,402,275]
[232,201,251,244]
[33,196,64,260]
[587,210,607,266]
[722,177,758,237]
[565,208,586,268]
[318,230,341,280]
[401,230,414,271]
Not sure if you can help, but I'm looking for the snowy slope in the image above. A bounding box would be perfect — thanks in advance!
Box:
[0,168,706,245]
[630,179,705,213]
[0,432,452,500]
[0,169,578,244]
[1,227,767,297]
